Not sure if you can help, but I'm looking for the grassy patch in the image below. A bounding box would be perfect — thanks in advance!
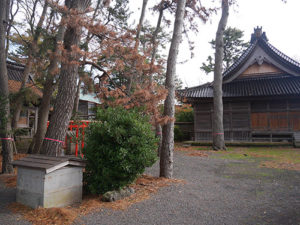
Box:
[211,147,300,170]
[246,147,300,164]
[212,151,256,162]
[184,141,292,147]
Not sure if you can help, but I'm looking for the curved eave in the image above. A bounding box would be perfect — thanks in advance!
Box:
[223,38,300,82]
[222,43,256,79]
[181,75,300,100]
[261,40,300,73]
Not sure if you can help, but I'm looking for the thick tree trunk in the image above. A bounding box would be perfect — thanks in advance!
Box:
[28,24,66,154]
[28,79,53,154]
[156,124,162,156]
[41,0,90,156]
[0,0,14,174]
[212,0,229,151]
[160,0,186,178]
[11,2,48,130]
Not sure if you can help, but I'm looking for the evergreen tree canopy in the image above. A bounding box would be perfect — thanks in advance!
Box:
[201,27,249,74]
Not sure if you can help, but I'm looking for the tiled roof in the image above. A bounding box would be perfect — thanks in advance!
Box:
[183,29,300,100]
[6,61,42,97]
[262,41,300,72]
[8,80,43,97]
[7,61,28,82]
[181,75,300,98]
[223,38,300,80]
[222,44,256,78]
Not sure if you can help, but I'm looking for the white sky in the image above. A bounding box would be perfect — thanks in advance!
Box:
[130,0,300,88]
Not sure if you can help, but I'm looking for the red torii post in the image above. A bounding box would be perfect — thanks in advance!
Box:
[47,120,90,156]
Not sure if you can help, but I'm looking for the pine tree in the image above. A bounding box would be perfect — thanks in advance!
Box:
[0,0,14,173]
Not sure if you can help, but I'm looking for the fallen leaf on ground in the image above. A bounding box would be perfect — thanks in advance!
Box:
[260,161,300,171]
[0,174,17,187]
[8,175,185,225]
[188,152,208,157]
[0,154,27,174]
[175,146,209,157]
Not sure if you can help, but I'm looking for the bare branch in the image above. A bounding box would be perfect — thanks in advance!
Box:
[83,60,129,97]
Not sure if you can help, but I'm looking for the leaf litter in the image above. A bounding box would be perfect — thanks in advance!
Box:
[7,174,185,225]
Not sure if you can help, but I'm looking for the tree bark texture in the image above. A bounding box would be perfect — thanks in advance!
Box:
[212,0,229,150]
[11,2,48,129]
[41,0,90,156]
[28,24,66,154]
[156,123,162,156]
[0,0,14,174]
[28,79,54,154]
[160,0,186,178]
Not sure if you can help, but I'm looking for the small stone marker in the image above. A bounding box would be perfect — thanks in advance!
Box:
[102,187,135,202]
[12,155,86,208]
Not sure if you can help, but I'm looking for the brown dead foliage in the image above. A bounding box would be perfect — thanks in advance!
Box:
[8,175,185,225]
[260,161,300,171]
[188,152,208,157]
[9,203,77,225]
[0,154,27,187]
[175,145,209,157]
[0,154,27,172]
[0,174,17,187]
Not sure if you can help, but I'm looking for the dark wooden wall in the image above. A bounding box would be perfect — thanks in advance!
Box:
[193,98,300,142]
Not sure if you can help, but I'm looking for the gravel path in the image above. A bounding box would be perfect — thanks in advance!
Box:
[0,178,31,225]
[77,151,300,225]
[1,151,299,225]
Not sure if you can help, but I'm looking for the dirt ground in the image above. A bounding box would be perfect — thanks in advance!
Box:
[0,147,299,225]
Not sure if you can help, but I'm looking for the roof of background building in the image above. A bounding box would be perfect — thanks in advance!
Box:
[181,75,300,98]
[181,27,300,100]
[79,89,101,104]
[6,61,42,97]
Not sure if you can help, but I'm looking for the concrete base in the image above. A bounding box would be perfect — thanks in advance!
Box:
[16,166,83,208]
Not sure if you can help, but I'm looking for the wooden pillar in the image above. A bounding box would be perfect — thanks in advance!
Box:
[34,107,39,134]
[248,101,251,141]
[287,99,291,131]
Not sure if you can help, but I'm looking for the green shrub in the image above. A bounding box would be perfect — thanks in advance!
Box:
[175,105,194,122]
[174,125,190,142]
[83,107,158,194]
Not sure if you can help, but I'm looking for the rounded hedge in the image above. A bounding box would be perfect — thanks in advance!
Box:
[83,107,158,194]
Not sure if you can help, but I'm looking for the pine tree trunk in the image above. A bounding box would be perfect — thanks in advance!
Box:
[212,0,229,151]
[41,0,90,156]
[28,23,66,154]
[156,124,162,156]
[28,79,54,154]
[0,0,14,174]
[160,0,186,178]
[11,2,48,130]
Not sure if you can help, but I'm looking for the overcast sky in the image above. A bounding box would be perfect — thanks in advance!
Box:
[130,0,300,88]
